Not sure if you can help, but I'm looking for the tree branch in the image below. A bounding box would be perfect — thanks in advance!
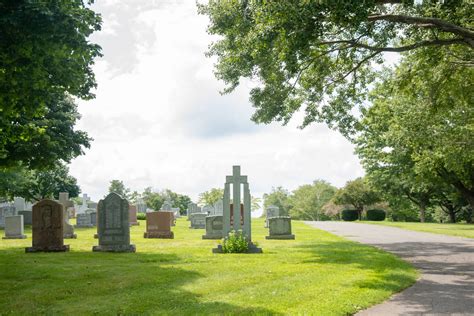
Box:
[367,14,474,47]
[318,38,466,52]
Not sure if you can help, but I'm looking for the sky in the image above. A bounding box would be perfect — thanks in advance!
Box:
[69,0,365,209]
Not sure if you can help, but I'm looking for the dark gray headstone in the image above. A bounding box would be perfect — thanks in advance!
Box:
[92,193,135,253]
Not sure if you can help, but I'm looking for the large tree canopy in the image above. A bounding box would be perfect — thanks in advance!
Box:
[199,0,473,135]
[0,0,101,167]
[0,163,80,202]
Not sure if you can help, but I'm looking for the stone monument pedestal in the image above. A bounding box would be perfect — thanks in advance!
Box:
[144,231,174,239]
[92,244,136,253]
[26,245,69,252]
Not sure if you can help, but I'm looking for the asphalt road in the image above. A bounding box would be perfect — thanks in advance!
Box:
[305,221,474,315]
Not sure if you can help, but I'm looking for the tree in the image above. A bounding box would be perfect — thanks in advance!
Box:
[0,94,91,169]
[108,180,130,199]
[334,178,381,220]
[174,194,192,215]
[356,47,474,219]
[198,188,224,206]
[251,196,261,212]
[262,186,291,217]
[199,1,473,135]
[1,1,101,168]
[0,163,80,201]
[289,180,337,221]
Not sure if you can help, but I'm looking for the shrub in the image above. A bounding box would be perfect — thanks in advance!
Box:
[137,213,146,220]
[341,209,358,221]
[366,209,386,221]
[221,230,249,253]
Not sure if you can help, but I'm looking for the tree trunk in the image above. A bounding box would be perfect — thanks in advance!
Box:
[466,208,473,224]
[448,209,456,223]
[357,208,363,221]
[465,195,474,221]
[419,202,426,223]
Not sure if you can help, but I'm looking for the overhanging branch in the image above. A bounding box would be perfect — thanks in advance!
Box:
[368,14,474,47]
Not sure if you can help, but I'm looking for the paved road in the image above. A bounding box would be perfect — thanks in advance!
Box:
[306,221,474,315]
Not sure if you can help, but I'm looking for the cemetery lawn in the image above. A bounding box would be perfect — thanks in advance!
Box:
[0,219,417,315]
[361,221,474,239]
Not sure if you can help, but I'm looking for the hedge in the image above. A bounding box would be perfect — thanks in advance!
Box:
[341,209,358,221]
[366,209,386,221]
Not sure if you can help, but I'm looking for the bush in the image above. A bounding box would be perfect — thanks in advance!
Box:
[221,230,249,253]
[137,213,146,220]
[341,209,358,221]
[366,209,386,221]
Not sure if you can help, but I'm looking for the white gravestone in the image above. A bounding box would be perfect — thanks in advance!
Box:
[3,215,27,239]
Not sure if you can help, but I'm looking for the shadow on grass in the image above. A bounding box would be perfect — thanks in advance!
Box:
[0,249,281,315]
[295,241,417,294]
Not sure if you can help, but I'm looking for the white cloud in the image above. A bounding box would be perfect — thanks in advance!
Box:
[70,1,364,208]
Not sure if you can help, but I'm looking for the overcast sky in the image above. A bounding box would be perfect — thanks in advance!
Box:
[69,0,364,207]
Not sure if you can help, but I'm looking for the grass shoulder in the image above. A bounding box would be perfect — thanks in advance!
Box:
[359,221,474,239]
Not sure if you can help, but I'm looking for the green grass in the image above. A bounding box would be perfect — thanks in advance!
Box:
[360,221,474,239]
[0,219,417,315]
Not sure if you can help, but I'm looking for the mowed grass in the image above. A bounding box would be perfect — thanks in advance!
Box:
[0,218,417,315]
[361,221,474,239]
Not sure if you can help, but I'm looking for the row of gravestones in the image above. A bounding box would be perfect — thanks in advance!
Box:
[16,193,180,253]
[4,166,294,254]
[0,198,33,227]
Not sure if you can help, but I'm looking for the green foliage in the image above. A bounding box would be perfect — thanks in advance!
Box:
[0,163,80,201]
[334,178,381,219]
[262,186,291,218]
[356,46,474,220]
[0,94,91,169]
[199,1,473,135]
[289,180,337,220]
[366,209,386,221]
[342,209,359,222]
[108,180,130,200]
[221,230,250,253]
[174,194,192,215]
[198,188,224,206]
[0,1,101,168]
[136,213,146,220]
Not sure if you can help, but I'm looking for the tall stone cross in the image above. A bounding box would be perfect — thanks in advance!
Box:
[223,166,252,240]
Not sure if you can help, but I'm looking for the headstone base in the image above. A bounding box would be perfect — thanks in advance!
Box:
[189,224,205,229]
[64,234,77,239]
[25,245,70,253]
[144,232,174,239]
[265,234,295,240]
[129,222,140,226]
[3,234,27,239]
[92,244,136,253]
[202,233,223,240]
[75,224,95,228]
[212,243,262,254]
